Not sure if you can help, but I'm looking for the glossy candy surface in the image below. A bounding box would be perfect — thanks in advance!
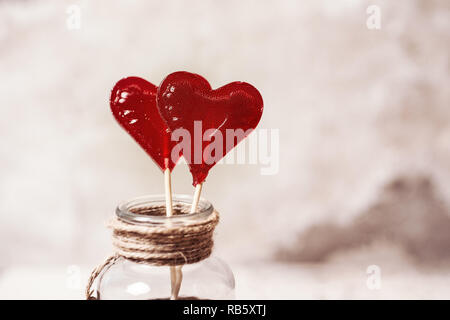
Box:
[157,71,263,185]
[110,77,179,171]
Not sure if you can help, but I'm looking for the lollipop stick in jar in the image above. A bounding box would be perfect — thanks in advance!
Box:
[164,167,178,299]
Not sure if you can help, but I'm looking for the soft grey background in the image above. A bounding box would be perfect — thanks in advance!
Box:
[0,0,449,299]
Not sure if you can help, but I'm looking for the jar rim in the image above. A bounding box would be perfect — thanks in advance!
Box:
[116,194,214,225]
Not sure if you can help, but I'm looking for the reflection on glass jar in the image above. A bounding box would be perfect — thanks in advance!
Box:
[89,195,235,300]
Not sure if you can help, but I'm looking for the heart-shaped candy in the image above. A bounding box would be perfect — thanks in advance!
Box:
[110,76,179,171]
[157,71,263,185]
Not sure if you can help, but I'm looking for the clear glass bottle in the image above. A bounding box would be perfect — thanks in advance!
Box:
[94,195,235,300]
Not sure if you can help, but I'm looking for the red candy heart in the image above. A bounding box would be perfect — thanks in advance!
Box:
[157,71,263,185]
[110,77,179,171]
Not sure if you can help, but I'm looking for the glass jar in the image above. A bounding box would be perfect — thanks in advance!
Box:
[93,195,235,300]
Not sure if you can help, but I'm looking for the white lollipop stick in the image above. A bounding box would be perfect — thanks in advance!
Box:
[172,182,203,299]
[164,168,178,300]
[190,183,203,213]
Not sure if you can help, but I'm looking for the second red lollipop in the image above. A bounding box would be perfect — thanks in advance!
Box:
[157,71,263,185]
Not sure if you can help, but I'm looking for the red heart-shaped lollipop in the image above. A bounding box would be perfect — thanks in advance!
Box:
[157,71,263,185]
[110,76,179,171]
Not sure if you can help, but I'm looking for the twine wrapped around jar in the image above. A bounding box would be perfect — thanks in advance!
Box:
[86,205,219,299]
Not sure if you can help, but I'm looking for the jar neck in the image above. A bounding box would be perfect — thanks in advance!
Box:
[116,194,214,226]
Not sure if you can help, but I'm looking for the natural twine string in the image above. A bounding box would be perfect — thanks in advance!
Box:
[85,206,219,300]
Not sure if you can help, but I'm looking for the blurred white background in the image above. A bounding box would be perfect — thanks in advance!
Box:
[0,0,449,299]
